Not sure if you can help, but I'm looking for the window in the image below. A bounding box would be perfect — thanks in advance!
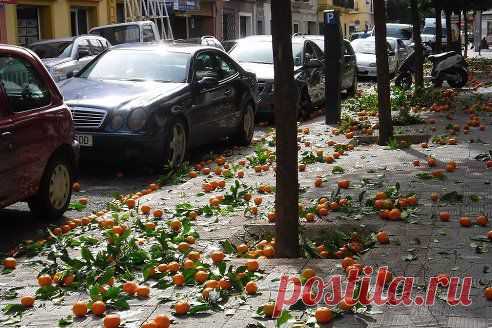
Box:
[257,20,263,35]
[293,23,299,34]
[16,6,40,47]
[142,25,155,42]
[488,22,492,35]
[194,52,219,81]
[71,8,88,36]
[0,55,51,112]
[215,54,238,80]
[88,39,106,55]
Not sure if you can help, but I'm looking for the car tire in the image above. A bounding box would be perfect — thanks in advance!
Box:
[162,118,188,169]
[233,101,255,146]
[299,88,313,120]
[347,72,358,97]
[28,153,73,221]
[447,68,468,88]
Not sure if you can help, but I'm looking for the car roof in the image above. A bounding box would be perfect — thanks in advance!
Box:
[29,35,106,46]
[0,43,37,56]
[237,35,305,45]
[90,20,154,30]
[110,41,220,54]
[387,23,412,28]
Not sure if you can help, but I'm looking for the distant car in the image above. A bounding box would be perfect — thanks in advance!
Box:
[351,38,398,77]
[229,35,325,118]
[294,35,358,96]
[174,36,225,51]
[29,35,111,82]
[380,37,411,69]
[0,44,78,219]
[59,43,257,168]
[89,21,161,45]
[384,23,413,47]
[350,32,370,41]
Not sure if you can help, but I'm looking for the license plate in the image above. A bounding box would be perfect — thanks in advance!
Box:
[75,134,93,147]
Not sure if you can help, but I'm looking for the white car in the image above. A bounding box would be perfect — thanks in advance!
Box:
[351,38,398,77]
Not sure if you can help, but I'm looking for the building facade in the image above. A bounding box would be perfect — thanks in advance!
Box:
[318,0,373,38]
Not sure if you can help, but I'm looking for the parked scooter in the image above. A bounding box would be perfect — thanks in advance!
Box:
[395,50,468,90]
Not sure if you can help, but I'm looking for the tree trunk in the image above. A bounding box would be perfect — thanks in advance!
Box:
[271,0,299,258]
[411,0,424,89]
[464,9,468,58]
[435,1,442,53]
[374,0,393,145]
[445,9,453,50]
[458,10,462,53]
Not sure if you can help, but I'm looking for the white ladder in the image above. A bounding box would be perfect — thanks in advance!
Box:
[124,0,174,40]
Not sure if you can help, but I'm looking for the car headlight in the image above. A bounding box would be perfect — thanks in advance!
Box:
[127,108,148,131]
[110,113,125,131]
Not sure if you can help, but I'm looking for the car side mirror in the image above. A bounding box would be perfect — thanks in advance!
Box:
[304,58,322,68]
[78,49,90,59]
[197,76,219,89]
[66,70,79,79]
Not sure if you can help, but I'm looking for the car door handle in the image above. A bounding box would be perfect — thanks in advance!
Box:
[224,89,232,96]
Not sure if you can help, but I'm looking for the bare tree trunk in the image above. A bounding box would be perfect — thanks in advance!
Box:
[271,0,299,258]
[445,9,453,51]
[411,0,424,89]
[464,9,468,58]
[435,1,442,53]
[458,10,462,53]
[374,0,393,145]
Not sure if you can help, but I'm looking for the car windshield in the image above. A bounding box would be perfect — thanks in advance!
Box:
[230,40,304,66]
[79,49,190,83]
[387,26,412,40]
[30,41,73,59]
[422,26,447,35]
[91,26,140,45]
[352,40,376,54]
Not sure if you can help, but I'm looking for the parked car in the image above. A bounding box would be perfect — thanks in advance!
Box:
[29,35,111,82]
[382,37,411,69]
[59,43,257,168]
[229,35,325,118]
[421,18,460,51]
[351,38,398,77]
[294,35,358,96]
[222,40,238,52]
[89,21,160,45]
[175,36,225,51]
[0,44,78,219]
[384,23,413,47]
[350,31,370,41]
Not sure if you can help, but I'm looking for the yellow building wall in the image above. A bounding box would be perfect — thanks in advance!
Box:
[4,0,115,45]
[318,0,373,38]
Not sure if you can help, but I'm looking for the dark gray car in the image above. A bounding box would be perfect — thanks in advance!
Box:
[29,35,111,82]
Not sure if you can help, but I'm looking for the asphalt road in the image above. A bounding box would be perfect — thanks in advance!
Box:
[0,80,377,254]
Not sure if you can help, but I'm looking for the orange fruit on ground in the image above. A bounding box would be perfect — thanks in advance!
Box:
[263,245,275,257]
[188,211,198,220]
[477,215,489,226]
[91,300,106,316]
[388,208,401,220]
[459,216,472,227]
[63,274,75,286]
[341,257,356,270]
[314,177,323,187]
[431,192,439,202]
[112,225,124,235]
[302,268,316,279]
[123,281,138,295]
[153,209,163,218]
[183,259,194,270]
[3,257,16,269]
[153,314,171,328]
[187,251,200,261]
[79,197,88,205]
[488,230,492,240]
[173,273,185,286]
[136,285,150,298]
[439,212,450,222]
[72,182,81,192]
[247,259,259,272]
[169,219,182,231]
[202,287,214,299]
[195,270,209,284]
[103,314,121,328]
[237,244,248,254]
[20,295,35,307]
[142,321,158,328]
[485,287,492,301]
[175,301,190,315]
[204,279,219,289]
[263,302,275,317]
[72,301,88,317]
[337,179,350,189]
[219,277,232,290]
[210,250,225,263]
[126,199,136,209]
[315,307,333,324]
[376,231,389,244]
[37,274,53,287]
[245,281,258,295]
[185,235,196,244]
[177,242,190,253]
[167,261,180,273]
[254,197,263,206]
[157,263,168,273]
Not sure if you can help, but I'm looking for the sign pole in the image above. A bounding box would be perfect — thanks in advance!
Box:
[323,10,343,125]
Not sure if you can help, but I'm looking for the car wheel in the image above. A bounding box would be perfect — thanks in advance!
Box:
[233,101,255,146]
[28,154,73,220]
[163,118,187,169]
[346,72,358,97]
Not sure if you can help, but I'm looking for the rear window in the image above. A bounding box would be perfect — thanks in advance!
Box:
[91,26,140,45]
[387,26,412,40]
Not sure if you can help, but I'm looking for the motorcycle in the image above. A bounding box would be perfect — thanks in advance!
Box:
[395,50,468,90]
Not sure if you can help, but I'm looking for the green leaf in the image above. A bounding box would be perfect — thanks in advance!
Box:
[36,285,63,300]
[332,166,345,174]
[2,303,29,316]
[189,303,210,315]
[58,315,73,326]
[275,310,292,327]
[220,240,236,254]
[81,246,94,263]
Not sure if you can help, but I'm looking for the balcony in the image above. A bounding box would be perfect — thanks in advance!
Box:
[319,0,355,12]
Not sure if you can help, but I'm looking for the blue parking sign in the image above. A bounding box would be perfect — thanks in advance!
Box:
[324,10,336,25]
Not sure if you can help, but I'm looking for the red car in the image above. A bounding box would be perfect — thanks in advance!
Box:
[0,44,79,220]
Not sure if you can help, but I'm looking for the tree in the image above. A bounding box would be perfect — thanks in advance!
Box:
[271,0,299,258]
[374,0,393,145]
[434,0,443,53]
[444,7,453,50]
[411,0,424,89]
